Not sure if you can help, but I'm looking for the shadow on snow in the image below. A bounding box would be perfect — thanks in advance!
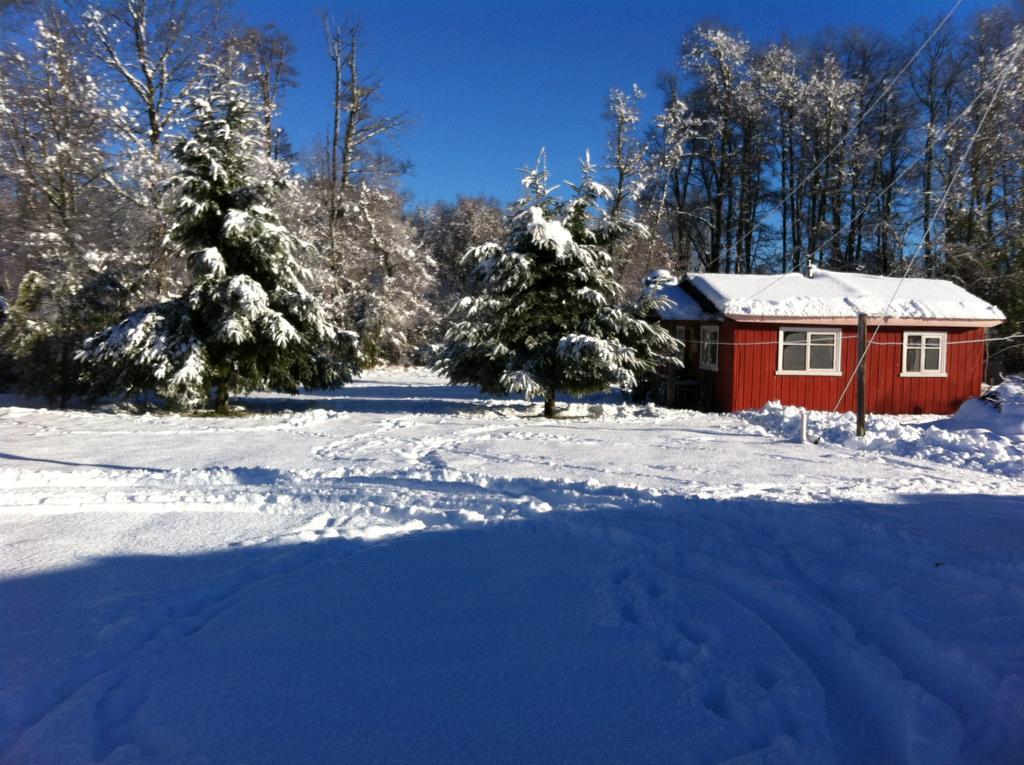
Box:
[0,452,173,472]
[240,380,626,418]
[2,486,1022,764]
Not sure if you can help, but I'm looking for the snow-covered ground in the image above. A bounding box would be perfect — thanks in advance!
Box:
[1,368,1022,764]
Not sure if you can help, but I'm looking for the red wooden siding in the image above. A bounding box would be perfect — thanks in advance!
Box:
[714,322,734,409]
[654,320,727,410]
[725,321,986,414]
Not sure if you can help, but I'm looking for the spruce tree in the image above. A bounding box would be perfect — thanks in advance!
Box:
[440,161,680,417]
[80,61,357,411]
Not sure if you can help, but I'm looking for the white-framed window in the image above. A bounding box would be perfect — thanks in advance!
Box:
[902,331,947,377]
[776,327,842,376]
[699,325,719,371]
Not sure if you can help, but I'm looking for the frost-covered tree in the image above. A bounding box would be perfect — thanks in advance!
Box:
[603,85,647,220]
[76,0,236,297]
[637,89,701,278]
[233,22,298,161]
[413,195,504,312]
[440,161,680,417]
[292,177,437,366]
[80,0,231,153]
[80,61,357,411]
[342,183,437,365]
[287,18,428,364]
[600,85,654,283]
[941,20,1024,344]
[0,8,131,404]
[316,17,406,266]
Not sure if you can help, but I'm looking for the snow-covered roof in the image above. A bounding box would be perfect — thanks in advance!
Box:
[643,271,717,321]
[652,284,713,321]
[687,268,1005,323]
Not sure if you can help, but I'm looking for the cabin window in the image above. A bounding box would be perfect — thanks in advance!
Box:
[902,332,947,377]
[776,328,842,375]
[699,325,719,371]
[666,324,687,363]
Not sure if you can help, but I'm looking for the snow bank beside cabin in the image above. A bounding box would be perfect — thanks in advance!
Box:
[741,387,1024,478]
[947,379,1024,437]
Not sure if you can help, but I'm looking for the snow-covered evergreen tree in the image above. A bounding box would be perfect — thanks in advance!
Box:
[80,61,358,411]
[440,161,681,417]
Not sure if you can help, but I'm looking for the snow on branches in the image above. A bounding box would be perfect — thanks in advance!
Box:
[439,161,680,417]
[80,60,357,410]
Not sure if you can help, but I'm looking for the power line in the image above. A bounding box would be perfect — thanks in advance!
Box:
[823,38,1022,418]
[759,0,964,236]
[688,332,1018,350]
[737,83,991,305]
[865,334,1022,347]
[657,1,964,273]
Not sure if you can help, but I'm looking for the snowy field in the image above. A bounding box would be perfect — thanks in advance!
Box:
[2,368,1023,764]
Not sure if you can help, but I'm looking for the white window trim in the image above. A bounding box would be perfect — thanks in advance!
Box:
[776,327,843,376]
[901,331,947,378]
[699,324,719,371]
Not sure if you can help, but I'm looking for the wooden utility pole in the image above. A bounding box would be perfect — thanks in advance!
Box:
[856,313,867,437]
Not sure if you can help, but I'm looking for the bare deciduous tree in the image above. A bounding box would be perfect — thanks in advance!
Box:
[233,22,297,160]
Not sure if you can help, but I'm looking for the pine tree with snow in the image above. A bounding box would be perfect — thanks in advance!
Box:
[80,61,358,411]
[440,159,681,417]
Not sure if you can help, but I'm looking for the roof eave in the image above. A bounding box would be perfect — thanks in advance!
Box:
[724,315,1004,328]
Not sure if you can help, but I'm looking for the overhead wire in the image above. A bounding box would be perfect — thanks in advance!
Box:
[821,37,1022,419]
[728,0,964,274]
[669,0,972,311]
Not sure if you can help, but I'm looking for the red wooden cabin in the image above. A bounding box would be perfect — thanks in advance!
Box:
[645,268,1005,415]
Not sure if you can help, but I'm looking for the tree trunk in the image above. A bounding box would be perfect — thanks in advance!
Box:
[215,383,230,414]
[780,152,789,272]
[340,30,360,197]
[543,390,556,418]
[923,121,934,274]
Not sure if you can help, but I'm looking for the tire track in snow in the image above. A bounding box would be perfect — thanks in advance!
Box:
[596,549,835,762]
[1,468,580,759]
[554,502,1024,763]
[4,379,1023,762]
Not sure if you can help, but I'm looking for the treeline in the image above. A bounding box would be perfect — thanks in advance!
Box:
[0,1,1021,406]
[0,0,505,404]
[605,9,1024,344]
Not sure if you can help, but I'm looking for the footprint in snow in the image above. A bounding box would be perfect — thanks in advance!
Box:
[658,638,701,666]
[754,663,780,691]
[619,601,640,625]
[674,617,711,646]
[645,580,666,599]
[702,683,730,720]
[93,670,150,759]
[610,566,632,585]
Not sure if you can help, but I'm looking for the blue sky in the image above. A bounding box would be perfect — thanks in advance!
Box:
[240,0,997,206]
